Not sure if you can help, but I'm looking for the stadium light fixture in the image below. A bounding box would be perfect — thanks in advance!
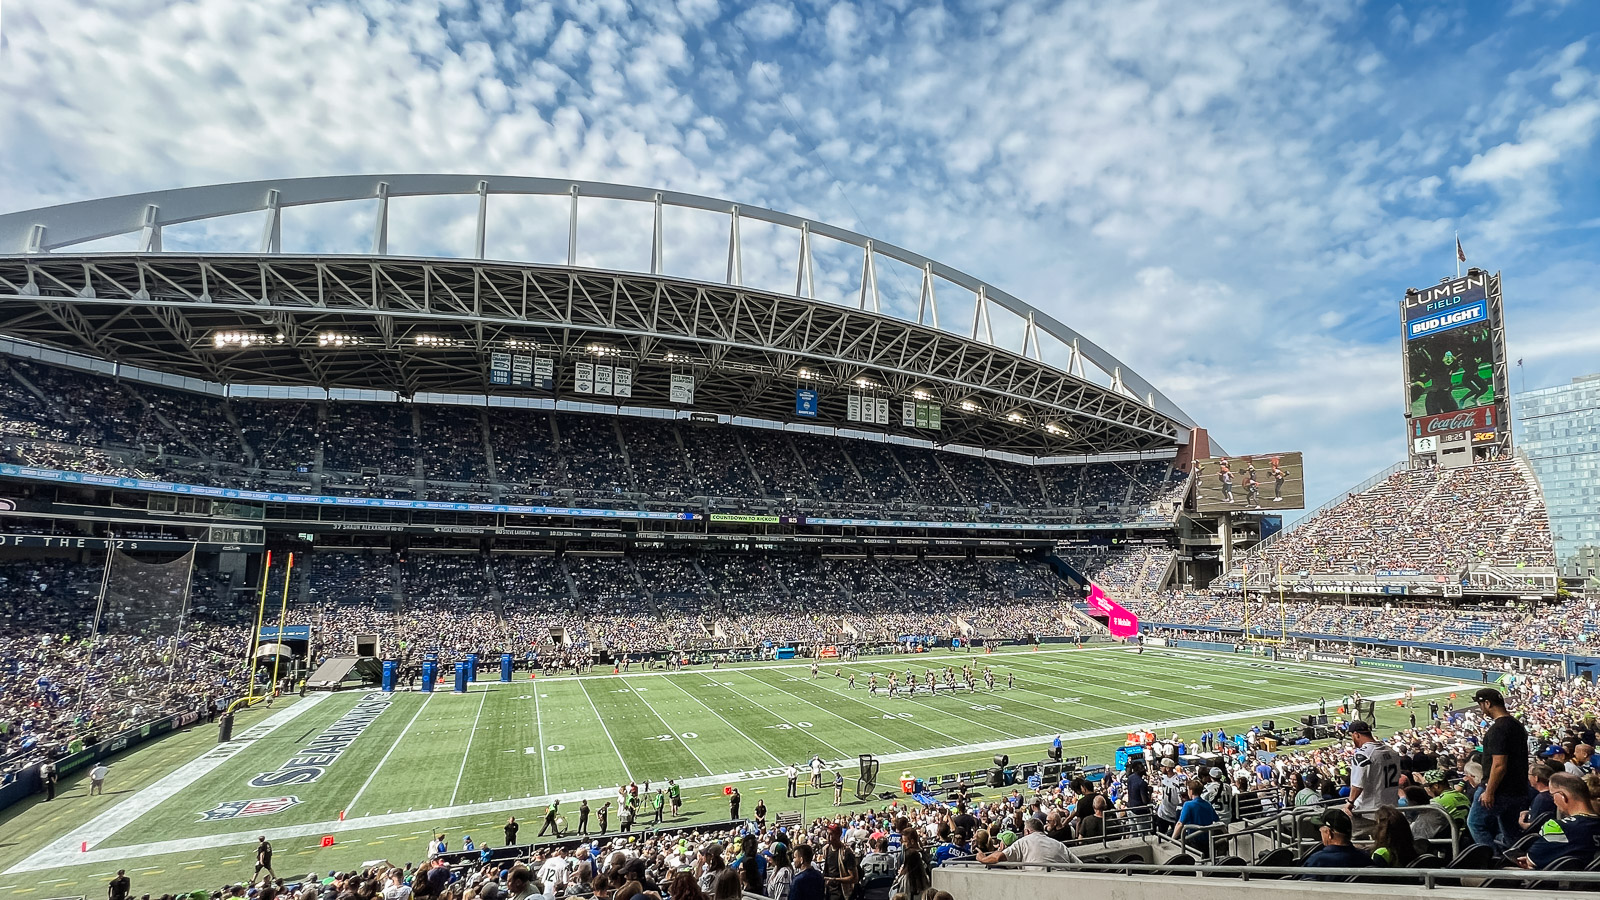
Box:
[959,400,979,412]
[912,389,929,400]
[317,331,360,348]
[855,378,873,389]
[211,330,278,349]
[1007,412,1025,423]
[797,368,813,380]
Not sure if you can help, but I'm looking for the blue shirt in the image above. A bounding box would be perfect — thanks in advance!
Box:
[790,866,825,900]
[1529,814,1600,869]
[1178,798,1218,829]
[1300,843,1373,878]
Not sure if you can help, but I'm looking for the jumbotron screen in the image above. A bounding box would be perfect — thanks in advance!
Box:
[1191,451,1304,512]
[1403,277,1498,417]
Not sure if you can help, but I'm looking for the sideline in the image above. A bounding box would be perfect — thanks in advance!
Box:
[3,679,1463,874]
[15,695,329,866]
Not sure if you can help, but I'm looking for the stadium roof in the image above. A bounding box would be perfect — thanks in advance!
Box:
[0,175,1199,457]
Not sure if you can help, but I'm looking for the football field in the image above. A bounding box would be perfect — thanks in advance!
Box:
[0,646,1467,894]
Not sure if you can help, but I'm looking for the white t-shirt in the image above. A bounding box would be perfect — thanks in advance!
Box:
[1000,832,1078,868]
[90,765,108,781]
[1350,740,1402,813]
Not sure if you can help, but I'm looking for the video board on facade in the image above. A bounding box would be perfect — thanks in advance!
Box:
[1403,275,1498,418]
[1191,451,1304,512]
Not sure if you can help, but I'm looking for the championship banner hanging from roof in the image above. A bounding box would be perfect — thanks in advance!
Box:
[1086,583,1139,638]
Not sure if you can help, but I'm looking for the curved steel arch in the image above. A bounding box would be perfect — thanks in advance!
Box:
[0,175,1198,431]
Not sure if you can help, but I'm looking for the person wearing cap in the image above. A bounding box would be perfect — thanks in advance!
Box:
[1203,766,1235,825]
[1515,772,1600,870]
[1346,719,1401,840]
[1421,769,1471,826]
[1468,687,1530,849]
[819,824,858,900]
[1299,808,1372,877]
[1154,758,1185,835]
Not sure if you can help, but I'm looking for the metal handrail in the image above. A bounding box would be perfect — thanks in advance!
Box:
[942,858,1600,888]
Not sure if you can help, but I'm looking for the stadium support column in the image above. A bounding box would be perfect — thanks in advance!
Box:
[1220,512,1233,575]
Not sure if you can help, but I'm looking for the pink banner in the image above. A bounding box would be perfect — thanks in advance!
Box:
[1086,583,1140,638]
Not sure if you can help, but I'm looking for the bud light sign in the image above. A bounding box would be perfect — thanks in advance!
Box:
[1406,299,1486,340]
[1086,583,1140,638]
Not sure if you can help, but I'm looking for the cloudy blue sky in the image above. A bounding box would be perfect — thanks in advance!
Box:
[1,0,1597,512]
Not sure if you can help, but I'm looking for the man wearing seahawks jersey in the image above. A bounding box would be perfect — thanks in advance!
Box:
[1346,720,1401,839]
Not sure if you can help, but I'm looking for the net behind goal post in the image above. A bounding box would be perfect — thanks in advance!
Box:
[91,547,198,641]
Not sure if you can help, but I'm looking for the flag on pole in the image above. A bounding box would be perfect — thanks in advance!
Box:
[1456,235,1466,263]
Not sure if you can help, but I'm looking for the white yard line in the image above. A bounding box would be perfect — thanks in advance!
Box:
[532,682,549,795]
[7,680,1469,874]
[631,687,714,777]
[576,677,633,782]
[449,691,489,807]
[14,694,329,861]
[732,669,914,752]
[346,692,434,815]
[720,671,852,758]
[773,669,977,748]
[651,673,784,767]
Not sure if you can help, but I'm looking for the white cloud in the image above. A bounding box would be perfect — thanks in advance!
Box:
[1456,100,1600,183]
[735,2,799,42]
[0,0,1597,514]
[823,2,862,57]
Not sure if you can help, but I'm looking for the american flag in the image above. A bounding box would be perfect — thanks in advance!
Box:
[1456,236,1466,263]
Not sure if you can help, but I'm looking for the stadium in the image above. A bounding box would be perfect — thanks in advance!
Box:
[0,175,1582,898]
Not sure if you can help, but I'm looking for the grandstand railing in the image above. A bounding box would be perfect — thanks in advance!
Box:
[1231,460,1407,575]
[941,859,1600,890]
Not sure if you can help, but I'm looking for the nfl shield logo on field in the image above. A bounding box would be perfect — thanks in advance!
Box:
[199,796,301,821]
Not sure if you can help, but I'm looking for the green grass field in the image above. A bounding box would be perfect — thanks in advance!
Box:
[0,646,1467,895]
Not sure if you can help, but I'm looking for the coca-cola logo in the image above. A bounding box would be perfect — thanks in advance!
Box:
[1423,412,1477,434]
[1414,406,1494,437]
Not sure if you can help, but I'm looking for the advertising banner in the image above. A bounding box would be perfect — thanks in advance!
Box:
[1411,405,1495,438]
[1086,583,1139,638]
[1402,274,1497,417]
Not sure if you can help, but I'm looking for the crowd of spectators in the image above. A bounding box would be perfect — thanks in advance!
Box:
[1122,591,1600,655]
[1239,460,1554,578]
[0,557,247,773]
[0,357,1185,522]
